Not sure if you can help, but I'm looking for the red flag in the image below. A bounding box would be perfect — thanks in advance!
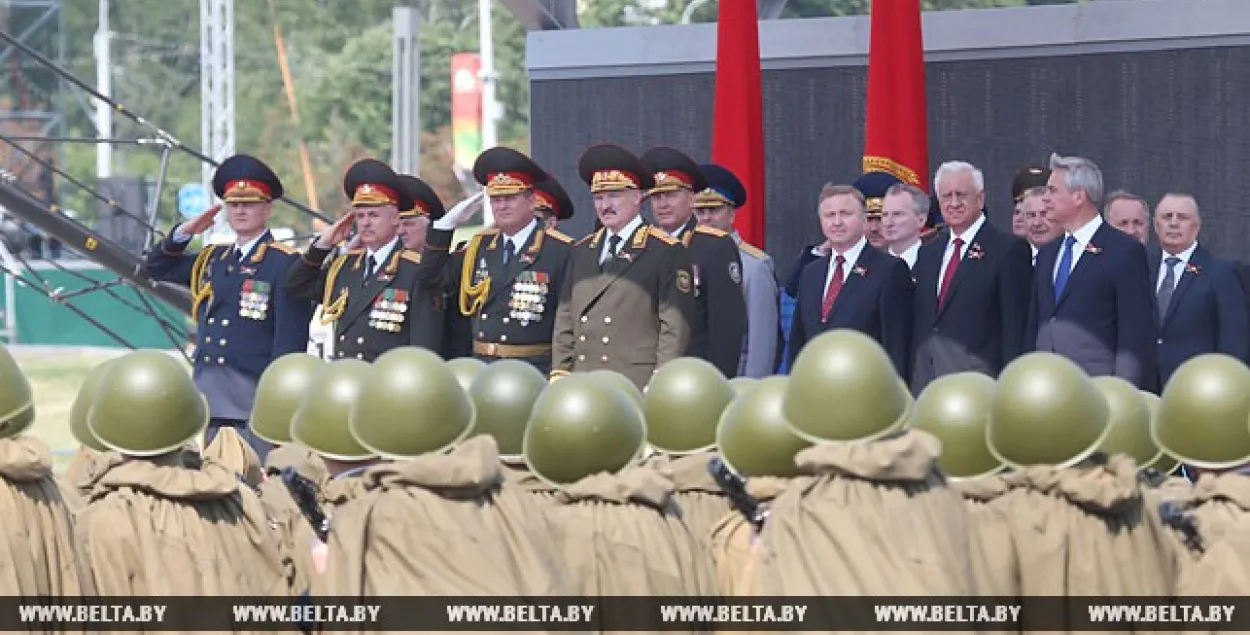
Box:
[712,0,767,248]
[863,0,929,192]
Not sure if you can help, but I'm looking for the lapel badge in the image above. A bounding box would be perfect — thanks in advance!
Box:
[853,265,869,276]
[1084,243,1103,255]
[1186,263,1202,275]
[966,243,985,260]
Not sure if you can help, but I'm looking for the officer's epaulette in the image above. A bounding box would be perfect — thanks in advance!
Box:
[739,241,769,261]
[266,240,297,255]
[648,226,678,245]
[544,228,573,244]
[400,250,422,265]
[575,232,597,247]
[694,225,730,238]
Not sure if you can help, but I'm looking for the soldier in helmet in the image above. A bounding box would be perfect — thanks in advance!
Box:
[145,154,315,460]
[642,147,747,378]
[447,147,574,373]
[533,174,574,231]
[465,359,554,497]
[551,144,695,390]
[75,350,286,599]
[288,161,453,361]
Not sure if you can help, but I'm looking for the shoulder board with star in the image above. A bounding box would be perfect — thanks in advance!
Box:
[400,250,422,265]
[266,240,297,255]
[544,228,573,244]
[694,225,729,238]
[648,226,678,245]
[739,242,769,261]
[575,230,600,247]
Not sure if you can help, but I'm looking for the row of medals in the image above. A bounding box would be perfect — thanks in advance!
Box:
[240,292,269,320]
[508,282,547,326]
[370,299,408,332]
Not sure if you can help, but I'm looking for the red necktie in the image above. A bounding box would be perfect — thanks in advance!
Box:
[820,255,846,322]
[938,237,964,308]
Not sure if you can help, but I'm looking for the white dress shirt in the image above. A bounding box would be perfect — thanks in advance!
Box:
[365,236,400,275]
[500,219,538,259]
[890,240,921,269]
[936,213,987,295]
[1053,214,1104,282]
[1157,241,1199,292]
[822,236,867,299]
[600,214,644,264]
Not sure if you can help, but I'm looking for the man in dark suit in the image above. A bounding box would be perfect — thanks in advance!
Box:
[788,183,913,377]
[287,159,450,361]
[445,147,574,374]
[908,162,1032,394]
[1026,153,1158,390]
[641,147,747,378]
[145,154,314,459]
[551,144,695,390]
[1149,192,1249,386]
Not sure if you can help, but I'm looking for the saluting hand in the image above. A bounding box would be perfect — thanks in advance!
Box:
[433,191,484,230]
[181,204,222,235]
[314,210,356,249]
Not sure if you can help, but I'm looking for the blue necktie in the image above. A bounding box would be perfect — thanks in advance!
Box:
[1053,234,1077,303]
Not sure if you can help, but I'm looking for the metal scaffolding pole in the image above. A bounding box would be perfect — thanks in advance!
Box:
[200,0,235,245]
[391,6,421,176]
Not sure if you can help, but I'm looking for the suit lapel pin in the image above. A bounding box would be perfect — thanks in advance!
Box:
[852,265,868,276]
[967,243,985,260]
[1084,243,1103,255]
[520,253,536,265]
[1186,263,1202,275]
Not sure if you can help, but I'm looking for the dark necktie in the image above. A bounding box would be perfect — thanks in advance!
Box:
[938,237,964,309]
[233,247,244,263]
[1157,256,1181,321]
[820,255,846,323]
[1053,234,1077,303]
[602,235,622,269]
[503,238,515,265]
[363,256,376,281]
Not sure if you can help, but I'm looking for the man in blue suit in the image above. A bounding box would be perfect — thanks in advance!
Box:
[788,179,914,377]
[1026,153,1158,391]
[1149,192,1249,387]
[146,154,314,459]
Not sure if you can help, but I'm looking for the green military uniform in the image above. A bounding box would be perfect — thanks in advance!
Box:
[288,160,451,361]
[446,148,574,374]
[551,144,695,390]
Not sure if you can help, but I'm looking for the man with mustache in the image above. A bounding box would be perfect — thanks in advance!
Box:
[551,143,695,390]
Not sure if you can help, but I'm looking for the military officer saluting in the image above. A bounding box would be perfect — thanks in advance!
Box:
[552,144,695,390]
[694,163,779,379]
[146,154,313,460]
[533,174,574,231]
[288,159,450,361]
[641,147,748,378]
[449,147,574,373]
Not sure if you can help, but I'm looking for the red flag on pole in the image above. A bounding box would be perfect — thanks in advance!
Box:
[712,0,767,248]
[863,0,929,193]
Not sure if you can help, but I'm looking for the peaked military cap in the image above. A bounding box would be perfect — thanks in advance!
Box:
[694,163,746,210]
[533,175,575,220]
[1012,165,1051,203]
[578,144,655,193]
[852,171,903,218]
[212,154,283,203]
[473,147,545,197]
[343,158,413,211]
[397,175,447,221]
[640,147,708,195]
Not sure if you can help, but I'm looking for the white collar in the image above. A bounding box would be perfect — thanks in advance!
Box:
[366,236,400,265]
[830,236,868,267]
[501,219,538,252]
[234,232,266,260]
[1162,241,1199,264]
[949,213,987,247]
[1068,214,1103,246]
[889,238,921,258]
[608,214,645,244]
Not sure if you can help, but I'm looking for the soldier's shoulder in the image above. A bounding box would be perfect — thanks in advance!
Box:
[265,240,297,255]
[694,225,730,239]
[738,241,770,262]
[543,228,574,244]
[575,229,602,247]
[647,226,678,246]
[400,249,422,265]
[475,227,499,238]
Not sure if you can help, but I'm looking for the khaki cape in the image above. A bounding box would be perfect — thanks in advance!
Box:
[204,426,264,488]
[641,451,734,548]
[707,476,788,596]
[951,473,1020,596]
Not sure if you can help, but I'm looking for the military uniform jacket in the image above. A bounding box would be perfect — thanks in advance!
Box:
[552,223,694,390]
[446,225,574,373]
[734,233,780,378]
[287,231,451,361]
[674,217,748,378]
[146,228,313,421]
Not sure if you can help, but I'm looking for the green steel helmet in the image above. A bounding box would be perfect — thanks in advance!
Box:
[523,374,646,487]
[643,357,736,454]
[466,360,546,459]
[0,343,33,439]
[716,376,812,478]
[782,329,912,443]
[1153,353,1250,469]
[728,377,760,397]
[588,369,644,414]
[251,353,325,445]
[350,347,474,459]
[447,357,487,392]
[87,350,208,456]
[987,352,1109,469]
[291,359,375,461]
[1092,376,1161,468]
[69,358,120,451]
[1138,391,1179,473]
[911,372,1002,480]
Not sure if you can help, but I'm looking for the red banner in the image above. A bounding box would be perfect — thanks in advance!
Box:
[451,53,483,172]
[863,0,929,192]
[712,0,767,248]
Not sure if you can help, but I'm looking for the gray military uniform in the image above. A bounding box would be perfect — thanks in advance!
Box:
[733,232,779,378]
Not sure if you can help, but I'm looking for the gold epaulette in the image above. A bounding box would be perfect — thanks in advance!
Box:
[267,241,296,255]
[694,225,729,238]
[739,241,769,261]
[400,250,422,265]
[544,228,573,244]
[575,231,597,247]
[648,226,678,245]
